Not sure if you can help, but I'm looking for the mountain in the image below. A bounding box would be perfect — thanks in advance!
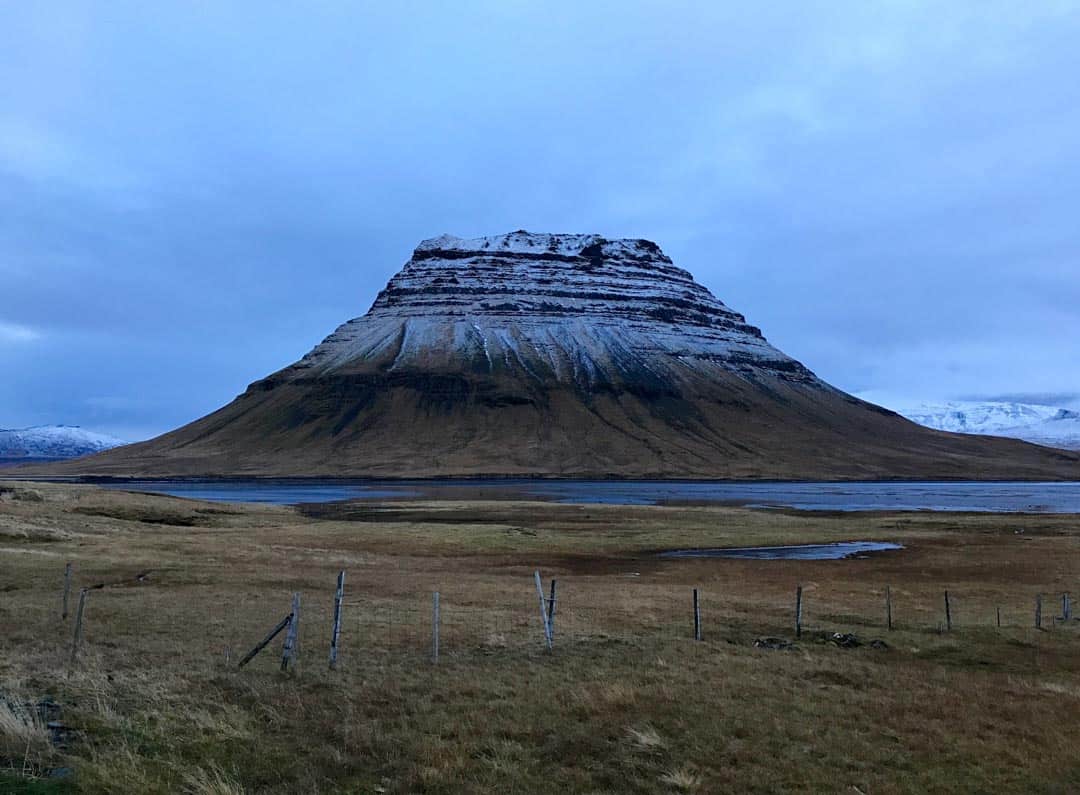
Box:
[30,231,1080,479]
[857,393,1080,451]
[1013,412,1080,450]
[0,425,128,463]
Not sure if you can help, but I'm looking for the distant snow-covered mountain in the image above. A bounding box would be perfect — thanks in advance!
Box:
[0,425,128,461]
[857,393,1080,451]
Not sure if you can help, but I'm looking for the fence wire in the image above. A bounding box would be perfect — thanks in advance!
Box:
[59,577,1078,674]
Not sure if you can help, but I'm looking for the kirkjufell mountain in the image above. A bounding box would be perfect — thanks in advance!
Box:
[39,231,1080,479]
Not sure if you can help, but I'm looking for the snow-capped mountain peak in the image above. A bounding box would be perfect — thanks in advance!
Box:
[0,425,128,460]
[291,231,812,386]
[857,392,1080,450]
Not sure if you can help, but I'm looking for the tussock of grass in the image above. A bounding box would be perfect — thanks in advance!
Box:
[0,519,73,543]
[181,764,246,795]
[658,765,702,792]
[0,699,48,747]
[625,725,665,753]
[0,697,55,782]
[0,487,44,503]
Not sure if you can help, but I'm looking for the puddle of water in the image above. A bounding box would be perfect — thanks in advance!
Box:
[659,541,904,560]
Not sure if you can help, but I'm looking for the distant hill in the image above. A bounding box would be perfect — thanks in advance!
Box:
[0,425,128,465]
[28,231,1080,480]
[857,393,1080,451]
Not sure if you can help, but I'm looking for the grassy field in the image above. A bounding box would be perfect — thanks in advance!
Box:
[2,480,1079,793]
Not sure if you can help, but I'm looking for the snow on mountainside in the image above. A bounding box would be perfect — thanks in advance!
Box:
[0,425,128,460]
[857,393,1080,450]
[1013,413,1080,450]
[292,231,814,384]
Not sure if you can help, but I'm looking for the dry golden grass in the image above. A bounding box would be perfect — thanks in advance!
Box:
[0,697,53,781]
[180,764,246,795]
[1,480,1080,793]
[659,765,703,792]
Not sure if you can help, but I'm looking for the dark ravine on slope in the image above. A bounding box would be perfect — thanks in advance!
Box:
[30,231,1080,480]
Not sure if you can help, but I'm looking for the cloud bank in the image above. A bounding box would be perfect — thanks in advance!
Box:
[2,2,1079,437]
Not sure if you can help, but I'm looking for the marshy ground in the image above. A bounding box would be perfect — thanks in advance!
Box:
[2,481,1079,793]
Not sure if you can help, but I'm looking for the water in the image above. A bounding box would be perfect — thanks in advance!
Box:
[98,480,419,505]
[659,541,904,560]
[88,479,1080,512]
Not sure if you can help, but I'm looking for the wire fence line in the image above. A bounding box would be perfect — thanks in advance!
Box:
[337,599,671,655]
[56,566,1078,673]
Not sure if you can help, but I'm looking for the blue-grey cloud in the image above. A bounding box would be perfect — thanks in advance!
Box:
[2,1,1079,437]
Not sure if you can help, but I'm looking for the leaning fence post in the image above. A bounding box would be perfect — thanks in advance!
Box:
[1035,593,1042,630]
[69,588,88,663]
[432,591,440,663]
[996,607,1001,628]
[693,588,702,641]
[534,570,553,651]
[885,586,893,631]
[281,592,300,671]
[62,562,73,621]
[329,571,345,670]
[795,585,803,639]
[944,590,952,632]
[237,614,292,668]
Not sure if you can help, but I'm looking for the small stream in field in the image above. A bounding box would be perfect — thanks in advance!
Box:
[658,541,904,560]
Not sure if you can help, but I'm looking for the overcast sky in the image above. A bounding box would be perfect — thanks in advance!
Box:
[2,2,1080,440]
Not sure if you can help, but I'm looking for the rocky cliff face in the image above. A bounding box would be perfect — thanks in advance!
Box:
[284,231,811,386]
[34,231,1080,480]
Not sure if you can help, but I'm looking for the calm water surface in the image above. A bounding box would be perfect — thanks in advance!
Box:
[660,541,904,560]
[92,479,1080,512]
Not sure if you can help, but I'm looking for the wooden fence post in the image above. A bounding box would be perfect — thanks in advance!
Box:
[1035,593,1042,630]
[885,586,892,631]
[534,570,553,651]
[62,563,73,621]
[944,590,952,632]
[1063,593,1071,622]
[547,579,558,638]
[432,591,440,663]
[795,585,803,639]
[237,614,292,668]
[281,592,300,671]
[996,607,1001,628]
[693,588,702,641]
[69,588,88,663]
[329,571,345,670]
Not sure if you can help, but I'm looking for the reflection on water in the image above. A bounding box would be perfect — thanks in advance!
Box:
[659,541,904,560]
[92,479,1080,513]
[100,481,418,504]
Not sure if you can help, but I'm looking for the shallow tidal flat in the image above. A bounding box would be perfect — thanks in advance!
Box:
[2,481,1080,793]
